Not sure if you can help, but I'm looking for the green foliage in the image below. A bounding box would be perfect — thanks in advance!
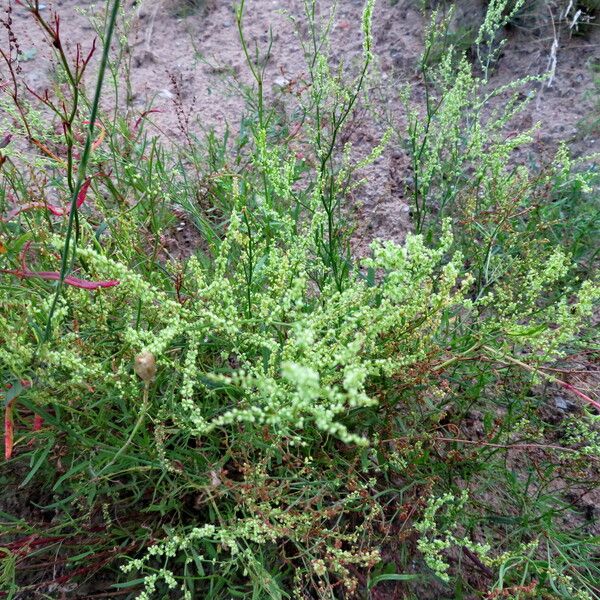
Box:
[578,58,600,140]
[401,2,599,300]
[0,0,598,598]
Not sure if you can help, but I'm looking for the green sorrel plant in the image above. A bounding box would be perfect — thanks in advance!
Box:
[0,0,598,598]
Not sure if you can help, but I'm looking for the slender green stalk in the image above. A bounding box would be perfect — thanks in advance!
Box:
[97,382,151,476]
[42,0,122,343]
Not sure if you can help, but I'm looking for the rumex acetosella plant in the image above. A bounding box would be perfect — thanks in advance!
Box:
[0,0,599,598]
[402,0,600,286]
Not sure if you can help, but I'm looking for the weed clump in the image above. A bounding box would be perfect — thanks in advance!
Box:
[0,0,598,598]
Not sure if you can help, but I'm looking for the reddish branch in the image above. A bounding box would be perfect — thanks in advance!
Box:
[1,241,119,291]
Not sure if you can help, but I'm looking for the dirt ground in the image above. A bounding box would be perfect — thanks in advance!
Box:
[5,0,600,255]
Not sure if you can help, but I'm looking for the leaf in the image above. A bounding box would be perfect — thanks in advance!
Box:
[0,178,92,222]
[52,461,88,491]
[368,573,422,589]
[3,381,32,460]
[1,241,119,290]
[75,178,92,209]
[83,121,106,151]
[19,442,52,487]
[94,221,109,241]
[4,400,14,460]
[112,577,148,589]
[32,414,43,432]
[11,233,33,254]
[133,108,163,130]
[4,381,26,406]
[35,271,120,289]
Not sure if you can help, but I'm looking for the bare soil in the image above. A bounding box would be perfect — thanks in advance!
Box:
[6,0,600,254]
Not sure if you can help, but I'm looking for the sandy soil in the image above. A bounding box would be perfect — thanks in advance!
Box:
[4,0,599,256]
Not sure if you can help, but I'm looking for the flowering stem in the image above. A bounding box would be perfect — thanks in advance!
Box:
[482,345,600,412]
[433,342,482,371]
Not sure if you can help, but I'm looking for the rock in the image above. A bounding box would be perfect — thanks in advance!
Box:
[554,396,577,412]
